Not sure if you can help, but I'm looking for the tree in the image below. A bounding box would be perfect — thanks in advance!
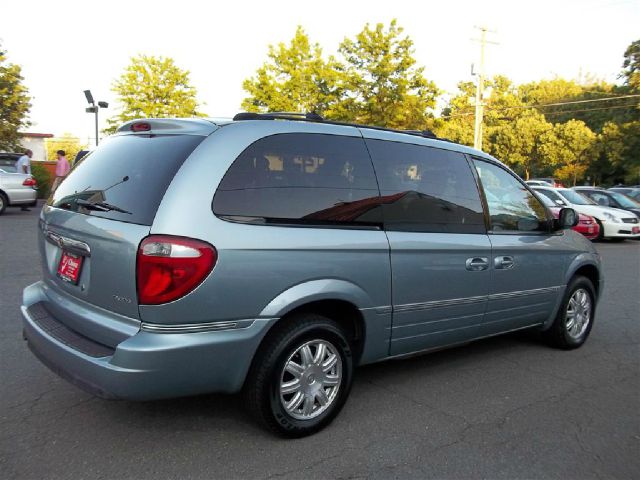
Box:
[621,39,639,92]
[539,120,596,186]
[0,44,31,151]
[595,121,640,184]
[241,27,344,115]
[45,133,87,164]
[335,20,440,129]
[105,55,204,134]
[490,110,553,179]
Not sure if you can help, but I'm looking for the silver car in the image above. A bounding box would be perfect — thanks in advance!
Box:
[22,114,603,437]
[0,154,38,214]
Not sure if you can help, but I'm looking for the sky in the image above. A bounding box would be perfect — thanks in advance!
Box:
[2,0,639,144]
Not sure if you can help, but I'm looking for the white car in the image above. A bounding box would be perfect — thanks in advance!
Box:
[0,159,38,215]
[533,186,640,240]
[525,180,554,187]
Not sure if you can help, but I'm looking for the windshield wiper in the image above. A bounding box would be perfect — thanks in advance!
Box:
[76,199,132,215]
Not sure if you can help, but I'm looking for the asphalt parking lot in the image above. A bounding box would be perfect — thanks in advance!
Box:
[1,204,639,480]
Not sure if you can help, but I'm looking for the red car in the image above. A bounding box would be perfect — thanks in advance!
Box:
[537,194,599,240]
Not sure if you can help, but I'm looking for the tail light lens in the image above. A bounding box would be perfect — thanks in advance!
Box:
[23,177,37,187]
[137,235,216,305]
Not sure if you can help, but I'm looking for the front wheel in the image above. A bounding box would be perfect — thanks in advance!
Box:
[243,313,354,437]
[543,276,596,349]
[594,219,604,241]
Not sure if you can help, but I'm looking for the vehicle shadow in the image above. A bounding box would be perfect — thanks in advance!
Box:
[105,329,545,436]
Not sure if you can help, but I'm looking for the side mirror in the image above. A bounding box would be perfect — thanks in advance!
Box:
[557,208,579,229]
[554,199,566,206]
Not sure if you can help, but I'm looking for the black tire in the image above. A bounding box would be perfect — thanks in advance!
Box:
[243,313,354,438]
[543,275,596,350]
[0,192,7,215]
[594,219,604,241]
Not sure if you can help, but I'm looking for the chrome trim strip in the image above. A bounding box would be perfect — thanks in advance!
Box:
[488,286,562,301]
[394,295,487,313]
[140,319,259,334]
[44,230,91,257]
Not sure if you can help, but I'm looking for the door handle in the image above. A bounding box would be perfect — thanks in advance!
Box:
[466,257,489,271]
[494,256,514,269]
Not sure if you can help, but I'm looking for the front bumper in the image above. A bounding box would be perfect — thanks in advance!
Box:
[601,220,640,239]
[22,281,276,400]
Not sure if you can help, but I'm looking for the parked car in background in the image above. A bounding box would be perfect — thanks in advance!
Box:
[536,193,599,240]
[0,156,38,214]
[573,187,640,219]
[525,180,553,187]
[530,177,564,187]
[22,115,602,437]
[609,187,640,201]
[533,186,640,240]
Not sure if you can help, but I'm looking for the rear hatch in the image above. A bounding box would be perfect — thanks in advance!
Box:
[39,120,215,342]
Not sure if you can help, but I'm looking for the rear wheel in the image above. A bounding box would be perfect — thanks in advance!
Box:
[543,275,596,349]
[243,313,354,437]
[0,192,7,215]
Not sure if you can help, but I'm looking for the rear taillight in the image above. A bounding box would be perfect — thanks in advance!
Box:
[23,177,37,187]
[137,235,216,305]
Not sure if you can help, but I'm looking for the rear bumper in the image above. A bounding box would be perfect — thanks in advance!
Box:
[22,281,277,400]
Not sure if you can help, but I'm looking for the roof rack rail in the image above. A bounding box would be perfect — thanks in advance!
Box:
[232,111,448,142]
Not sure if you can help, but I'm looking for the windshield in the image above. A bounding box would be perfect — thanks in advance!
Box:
[558,189,596,205]
[50,134,204,225]
[608,191,640,208]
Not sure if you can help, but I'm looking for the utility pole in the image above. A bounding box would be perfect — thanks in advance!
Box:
[472,26,497,150]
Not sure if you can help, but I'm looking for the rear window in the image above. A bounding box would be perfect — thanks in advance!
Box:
[50,134,203,225]
[212,133,382,227]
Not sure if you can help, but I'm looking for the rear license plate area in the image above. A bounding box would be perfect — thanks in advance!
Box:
[57,252,84,284]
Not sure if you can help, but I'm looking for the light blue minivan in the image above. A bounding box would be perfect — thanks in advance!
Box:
[22,113,602,436]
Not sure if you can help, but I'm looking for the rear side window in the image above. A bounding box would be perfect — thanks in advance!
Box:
[50,134,203,225]
[213,133,382,226]
[365,139,486,233]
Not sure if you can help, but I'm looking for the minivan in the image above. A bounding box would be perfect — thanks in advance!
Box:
[22,113,603,437]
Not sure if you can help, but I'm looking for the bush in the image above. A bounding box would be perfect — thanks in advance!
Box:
[30,163,51,199]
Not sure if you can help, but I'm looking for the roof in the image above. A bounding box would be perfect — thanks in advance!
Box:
[19,132,54,138]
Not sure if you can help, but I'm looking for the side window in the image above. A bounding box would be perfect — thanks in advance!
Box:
[474,160,549,233]
[366,140,486,233]
[212,133,382,226]
[535,188,565,205]
[588,192,610,206]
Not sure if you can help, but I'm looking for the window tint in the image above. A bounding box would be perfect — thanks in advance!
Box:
[365,140,485,233]
[474,160,549,232]
[213,134,382,226]
[50,134,204,225]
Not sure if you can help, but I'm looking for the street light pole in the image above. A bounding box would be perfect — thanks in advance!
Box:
[84,90,108,146]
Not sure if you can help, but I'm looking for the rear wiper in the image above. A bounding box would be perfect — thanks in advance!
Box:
[76,199,132,215]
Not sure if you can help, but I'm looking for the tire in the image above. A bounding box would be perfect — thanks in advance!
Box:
[543,275,596,350]
[243,313,354,437]
[0,192,7,215]
[594,219,604,241]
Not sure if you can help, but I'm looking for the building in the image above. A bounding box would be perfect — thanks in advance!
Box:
[19,132,54,161]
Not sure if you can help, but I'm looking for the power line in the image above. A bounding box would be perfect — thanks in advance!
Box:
[442,94,640,118]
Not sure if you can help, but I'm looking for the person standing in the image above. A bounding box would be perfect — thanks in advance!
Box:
[51,150,70,193]
[15,149,33,211]
[16,149,32,174]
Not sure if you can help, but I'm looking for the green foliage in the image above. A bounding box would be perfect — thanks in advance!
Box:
[105,55,205,134]
[539,120,596,186]
[0,43,31,151]
[46,133,86,164]
[241,27,344,115]
[489,110,552,179]
[241,20,439,130]
[30,162,51,199]
[621,39,639,91]
[335,20,440,129]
